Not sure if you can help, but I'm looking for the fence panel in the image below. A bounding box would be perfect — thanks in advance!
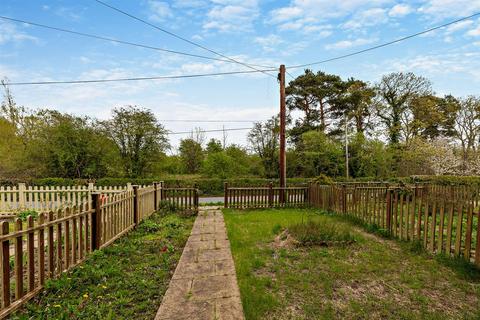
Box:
[160,188,199,214]
[224,183,308,209]
[308,183,480,267]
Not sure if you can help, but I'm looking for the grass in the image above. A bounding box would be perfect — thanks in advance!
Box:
[10,212,194,320]
[289,219,356,246]
[224,208,480,320]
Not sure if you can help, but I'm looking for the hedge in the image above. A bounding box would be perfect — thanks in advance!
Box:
[24,177,309,196]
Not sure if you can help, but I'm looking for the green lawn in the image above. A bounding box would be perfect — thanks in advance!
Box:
[224,208,480,320]
[10,212,194,320]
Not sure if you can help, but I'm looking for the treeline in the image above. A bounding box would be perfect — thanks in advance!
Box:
[1,70,479,182]
[0,81,264,180]
[250,71,480,179]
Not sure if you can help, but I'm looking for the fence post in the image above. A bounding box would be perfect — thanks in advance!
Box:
[91,193,102,251]
[153,182,158,211]
[194,183,199,213]
[386,189,392,234]
[18,183,26,209]
[268,181,273,208]
[224,182,229,208]
[342,184,347,214]
[133,185,139,225]
[159,181,164,201]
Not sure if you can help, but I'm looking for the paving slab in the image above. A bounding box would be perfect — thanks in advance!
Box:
[155,207,244,320]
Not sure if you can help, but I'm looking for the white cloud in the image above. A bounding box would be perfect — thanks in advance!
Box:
[147,1,173,22]
[0,22,38,45]
[203,1,259,32]
[325,37,377,50]
[445,20,474,33]
[467,26,480,37]
[388,4,412,17]
[270,7,303,23]
[342,8,388,29]
[269,0,391,32]
[418,0,480,20]
[254,35,283,51]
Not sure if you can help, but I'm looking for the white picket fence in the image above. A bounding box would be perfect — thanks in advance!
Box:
[0,183,135,214]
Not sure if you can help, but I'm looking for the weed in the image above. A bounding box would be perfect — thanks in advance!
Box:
[289,219,356,246]
[272,224,282,235]
[11,213,194,319]
[17,210,38,221]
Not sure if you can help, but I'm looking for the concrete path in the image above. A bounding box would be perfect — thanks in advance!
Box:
[155,207,244,320]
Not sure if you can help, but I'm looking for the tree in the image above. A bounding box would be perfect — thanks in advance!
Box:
[248,117,279,178]
[339,79,376,135]
[0,117,25,178]
[206,138,223,154]
[32,112,115,178]
[179,138,203,174]
[375,72,432,144]
[104,106,169,177]
[452,96,480,166]
[300,130,344,177]
[286,69,345,142]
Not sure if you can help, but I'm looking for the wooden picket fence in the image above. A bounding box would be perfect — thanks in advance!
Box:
[0,183,133,214]
[224,182,308,209]
[0,183,198,318]
[308,183,480,267]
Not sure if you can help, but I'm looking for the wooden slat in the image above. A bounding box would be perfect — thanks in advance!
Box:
[14,219,24,300]
[37,214,45,287]
[2,222,11,308]
[27,216,35,292]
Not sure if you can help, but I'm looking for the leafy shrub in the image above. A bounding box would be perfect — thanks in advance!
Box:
[138,220,162,233]
[289,219,355,246]
[158,200,177,212]
[311,174,335,185]
[17,210,39,221]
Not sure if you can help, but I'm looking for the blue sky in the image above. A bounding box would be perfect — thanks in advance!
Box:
[1,0,480,149]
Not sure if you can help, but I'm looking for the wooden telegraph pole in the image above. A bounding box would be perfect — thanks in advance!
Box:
[279,65,286,203]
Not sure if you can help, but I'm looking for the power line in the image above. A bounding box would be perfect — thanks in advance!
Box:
[93,0,277,78]
[288,12,480,69]
[167,127,252,135]
[0,15,272,68]
[159,119,262,123]
[6,69,277,86]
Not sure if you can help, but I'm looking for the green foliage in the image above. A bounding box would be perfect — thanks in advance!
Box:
[311,174,335,185]
[206,138,223,154]
[179,138,203,174]
[17,210,38,221]
[138,220,162,233]
[158,200,177,212]
[11,213,193,319]
[299,130,344,177]
[289,219,356,245]
[202,151,248,179]
[104,106,169,178]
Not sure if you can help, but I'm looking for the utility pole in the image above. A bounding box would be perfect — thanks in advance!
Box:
[279,65,286,203]
[345,112,349,180]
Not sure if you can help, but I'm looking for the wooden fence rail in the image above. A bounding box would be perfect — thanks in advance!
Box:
[0,183,198,319]
[224,182,308,209]
[308,183,480,267]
